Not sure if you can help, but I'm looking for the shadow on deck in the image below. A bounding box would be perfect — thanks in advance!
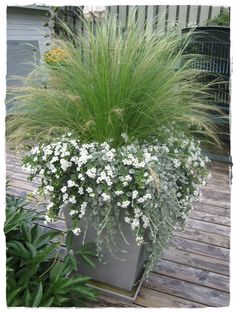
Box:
[6,153,231,307]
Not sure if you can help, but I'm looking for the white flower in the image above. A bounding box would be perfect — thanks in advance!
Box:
[121,200,130,208]
[134,208,142,217]
[131,219,139,230]
[121,132,129,142]
[51,156,59,163]
[125,175,132,182]
[132,190,139,199]
[78,187,84,195]
[69,210,78,216]
[142,215,150,228]
[49,164,57,173]
[46,202,54,210]
[45,215,53,223]
[144,193,152,201]
[45,185,54,192]
[103,150,115,161]
[136,235,144,245]
[78,174,85,181]
[86,187,93,193]
[22,164,36,174]
[162,146,169,153]
[32,189,38,196]
[115,190,124,196]
[79,202,87,218]
[39,169,45,175]
[137,197,145,203]
[86,167,97,178]
[61,186,67,193]
[173,159,181,168]
[101,193,111,202]
[124,217,131,223]
[72,227,81,236]
[144,152,152,162]
[81,202,87,210]
[31,146,39,155]
[67,180,76,187]
[69,196,76,204]
[60,159,71,171]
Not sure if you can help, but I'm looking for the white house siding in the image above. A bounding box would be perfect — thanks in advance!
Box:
[6,7,50,112]
[7,7,50,55]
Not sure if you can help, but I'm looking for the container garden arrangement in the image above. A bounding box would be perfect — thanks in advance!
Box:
[6,11,224,293]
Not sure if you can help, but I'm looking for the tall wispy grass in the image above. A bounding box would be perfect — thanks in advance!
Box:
[6,10,224,148]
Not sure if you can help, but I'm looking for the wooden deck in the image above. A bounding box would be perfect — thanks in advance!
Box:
[6,152,231,308]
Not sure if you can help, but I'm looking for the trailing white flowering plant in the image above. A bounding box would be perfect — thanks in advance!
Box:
[22,126,210,278]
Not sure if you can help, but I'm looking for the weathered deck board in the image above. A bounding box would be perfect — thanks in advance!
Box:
[169,236,229,261]
[135,287,206,307]
[153,260,229,291]
[193,203,230,217]
[6,153,230,307]
[190,210,230,226]
[186,219,230,236]
[162,247,229,276]
[143,273,229,307]
[173,227,230,248]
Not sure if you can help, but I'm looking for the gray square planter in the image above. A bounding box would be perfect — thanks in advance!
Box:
[64,206,146,292]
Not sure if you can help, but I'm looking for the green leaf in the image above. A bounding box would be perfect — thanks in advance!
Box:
[7,241,31,260]
[54,296,69,305]
[79,254,96,268]
[68,254,78,271]
[32,282,43,307]
[21,222,32,243]
[77,242,97,257]
[76,242,98,267]
[73,285,97,298]
[25,242,37,258]
[70,275,92,284]
[17,264,39,286]
[49,262,64,282]
[7,287,22,306]
[42,296,54,307]
[22,288,31,307]
[65,230,73,252]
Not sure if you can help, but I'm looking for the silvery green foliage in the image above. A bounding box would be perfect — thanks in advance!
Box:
[22,127,210,278]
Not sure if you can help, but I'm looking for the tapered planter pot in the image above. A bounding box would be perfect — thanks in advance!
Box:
[64,206,146,291]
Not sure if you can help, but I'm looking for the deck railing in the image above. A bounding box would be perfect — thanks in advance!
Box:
[54,5,225,35]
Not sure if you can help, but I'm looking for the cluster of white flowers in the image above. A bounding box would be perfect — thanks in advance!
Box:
[22,128,209,252]
[101,193,111,202]
[72,227,81,236]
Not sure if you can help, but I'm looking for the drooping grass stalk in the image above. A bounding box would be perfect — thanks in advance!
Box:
[6,10,225,148]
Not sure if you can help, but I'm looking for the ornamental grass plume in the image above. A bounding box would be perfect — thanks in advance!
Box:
[6,10,224,148]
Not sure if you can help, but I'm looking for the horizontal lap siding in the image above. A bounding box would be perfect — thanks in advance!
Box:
[7,8,50,55]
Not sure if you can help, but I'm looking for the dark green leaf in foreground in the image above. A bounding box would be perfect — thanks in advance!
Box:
[5,193,98,307]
